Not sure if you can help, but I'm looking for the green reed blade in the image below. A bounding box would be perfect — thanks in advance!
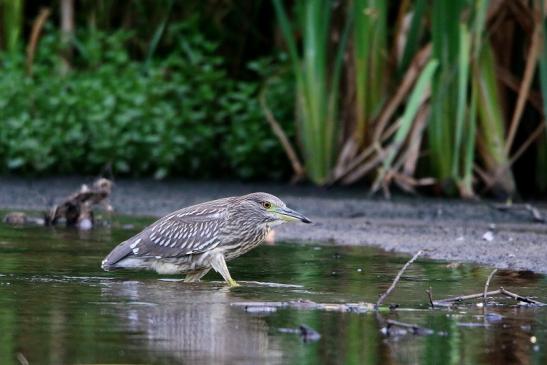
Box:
[384,59,438,169]
[452,24,470,180]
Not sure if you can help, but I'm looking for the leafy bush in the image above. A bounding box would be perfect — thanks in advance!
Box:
[0,23,294,179]
[221,56,295,179]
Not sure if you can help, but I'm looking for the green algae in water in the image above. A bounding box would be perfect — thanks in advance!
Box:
[0,215,546,365]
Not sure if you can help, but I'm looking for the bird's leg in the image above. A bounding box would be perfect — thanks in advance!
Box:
[210,253,239,287]
[183,268,211,283]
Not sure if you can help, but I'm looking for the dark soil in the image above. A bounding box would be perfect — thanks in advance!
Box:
[1,176,546,273]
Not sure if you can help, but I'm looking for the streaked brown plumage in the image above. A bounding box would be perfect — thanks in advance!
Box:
[101,192,311,286]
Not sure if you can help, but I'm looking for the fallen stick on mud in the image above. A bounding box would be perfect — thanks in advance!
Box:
[376,250,423,308]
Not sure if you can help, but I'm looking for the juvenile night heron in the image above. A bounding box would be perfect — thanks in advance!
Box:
[101,192,311,286]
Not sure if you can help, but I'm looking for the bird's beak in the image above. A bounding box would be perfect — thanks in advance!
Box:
[274,207,312,223]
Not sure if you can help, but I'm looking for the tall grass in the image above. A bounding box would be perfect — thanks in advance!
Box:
[272,0,349,185]
[335,0,387,173]
[427,0,514,196]
[270,0,541,197]
[428,0,463,188]
[474,43,515,195]
[1,0,544,196]
[352,0,386,143]
[2,0,24,56]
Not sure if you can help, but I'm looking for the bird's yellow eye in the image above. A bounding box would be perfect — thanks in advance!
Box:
[262,201,272,209]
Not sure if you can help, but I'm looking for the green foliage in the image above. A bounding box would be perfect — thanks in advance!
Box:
[0,23,293,179]
[353,0,387,141]
[221,57,295,179]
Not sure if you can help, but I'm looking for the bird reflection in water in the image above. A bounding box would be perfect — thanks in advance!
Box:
[100,280,283,364]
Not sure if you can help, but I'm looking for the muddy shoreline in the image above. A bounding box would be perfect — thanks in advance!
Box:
[1,176,546,274]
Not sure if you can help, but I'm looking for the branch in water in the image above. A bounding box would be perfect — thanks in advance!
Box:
[483,269,498,305]
[376,250,423,307]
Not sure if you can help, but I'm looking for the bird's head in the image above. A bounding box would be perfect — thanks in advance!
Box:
[235,192,312,226]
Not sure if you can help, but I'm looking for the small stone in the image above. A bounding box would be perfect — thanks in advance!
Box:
[482,231,494,241]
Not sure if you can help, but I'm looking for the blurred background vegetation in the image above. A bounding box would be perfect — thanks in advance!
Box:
[0,0,546,199]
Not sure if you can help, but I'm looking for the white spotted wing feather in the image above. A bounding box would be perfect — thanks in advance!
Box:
[101,198,231,270]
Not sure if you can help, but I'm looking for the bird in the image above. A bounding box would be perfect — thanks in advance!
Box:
[101,192,311,287]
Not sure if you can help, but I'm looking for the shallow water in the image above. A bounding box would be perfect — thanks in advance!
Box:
[0,215,545,365]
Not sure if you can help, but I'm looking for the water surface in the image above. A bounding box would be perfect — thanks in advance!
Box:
[0,215,545,364]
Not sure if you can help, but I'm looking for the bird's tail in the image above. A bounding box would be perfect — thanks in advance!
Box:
[101,236,139,271]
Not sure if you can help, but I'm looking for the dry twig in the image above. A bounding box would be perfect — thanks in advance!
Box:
[376,250,423,307]
[483,269,498,305]
[434,288,545,307]
[434,290,502,304]
[259,81,305,182]
[26,8,51,75]
[499,287,546,306]
[426,286,434,308]
[504,17,542,154]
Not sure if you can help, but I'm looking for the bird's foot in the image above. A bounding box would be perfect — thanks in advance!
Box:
[227,278,240,287]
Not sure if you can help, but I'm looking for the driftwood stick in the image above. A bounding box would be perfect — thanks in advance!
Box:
[499,287,546,306]
[376,250,423,307]
[434,290,502,304]
[483,269,498,305]
[435,288,546,307]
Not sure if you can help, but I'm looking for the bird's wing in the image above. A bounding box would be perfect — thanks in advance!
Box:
[102,199,231,268]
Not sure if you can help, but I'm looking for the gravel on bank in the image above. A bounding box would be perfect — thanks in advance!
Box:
[1,176,546,274]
